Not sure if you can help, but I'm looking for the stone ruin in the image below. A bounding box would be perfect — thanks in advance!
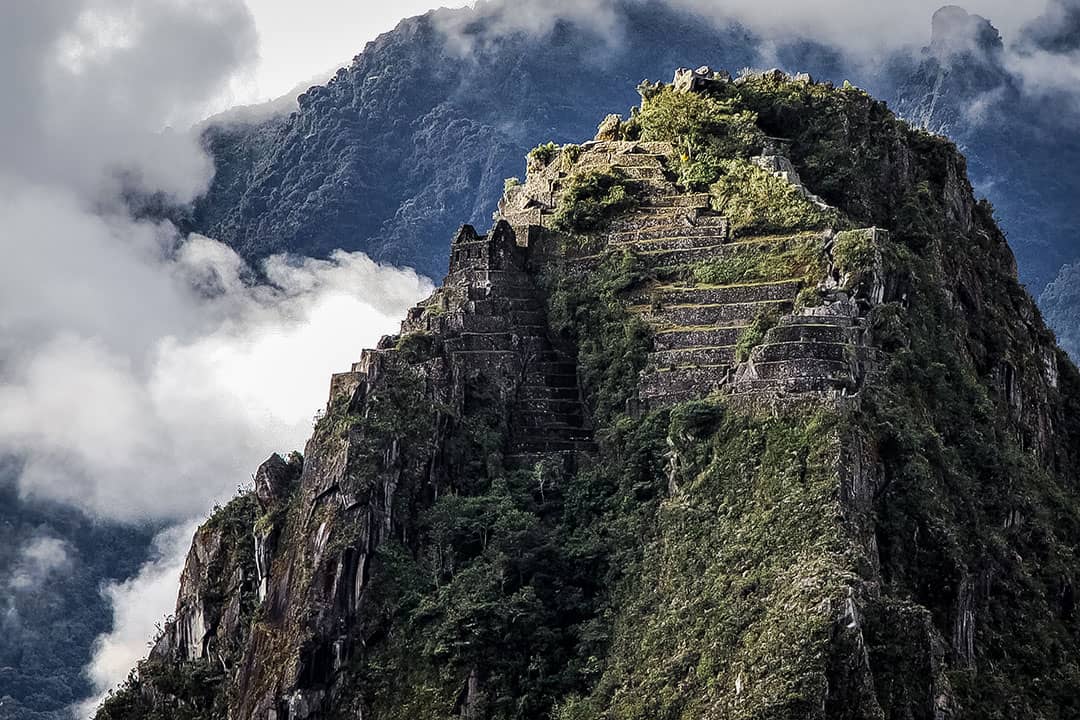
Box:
[324,69,888,465]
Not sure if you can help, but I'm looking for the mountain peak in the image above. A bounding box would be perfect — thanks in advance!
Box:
[95,69,1080,720]
[929,5,1004,59]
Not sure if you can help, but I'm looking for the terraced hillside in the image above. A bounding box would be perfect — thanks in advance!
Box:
[501,128,881,409]
[96,70,1080,720]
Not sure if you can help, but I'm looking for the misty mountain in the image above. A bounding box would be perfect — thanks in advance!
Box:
[190,0,1080,311]
[9,1,1080,717]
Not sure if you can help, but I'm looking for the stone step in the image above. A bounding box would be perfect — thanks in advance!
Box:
[640,387,713,408]
[615,165,668,180]
[517,398,585,414]
[639,365,729,400]
[768,323,857,344]
[611,234,729,252]
[531,372,578,389]
[639,299,793,327]
[520,385,581,401]
[627,179,684,196]
[467,297,546,313]
[517,412,586,429]
[654,325,746,350]
[450,269,540,289]
[536,361,577,375]
[777,314,858,328]
[576,153,667,169]
[457,284,548,303]
[611,218,729,241]
[753,341,852,363]
[614,213,728,229]
[511,438,598,454]
[633,243,739,266]
[444,333,526,353]
[511,425,591,442]
[731,377,851,394]
[650,346,736,368]
[640,193,713,209]
[445,315,548,335]
[629,280,803,307]
[441,310,547,330]
[744,359,853,381]
[630,208,711,222]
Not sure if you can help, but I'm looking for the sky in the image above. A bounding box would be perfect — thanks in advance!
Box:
[222,0,470,109]
[0,0,1075,715]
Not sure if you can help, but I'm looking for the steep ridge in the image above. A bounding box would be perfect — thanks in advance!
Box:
[97,70,1080,720]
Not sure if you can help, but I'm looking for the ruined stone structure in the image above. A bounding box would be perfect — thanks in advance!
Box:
[330,221,593,465]
[496,133,883,410]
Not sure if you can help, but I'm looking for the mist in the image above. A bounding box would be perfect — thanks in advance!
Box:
[0,1,433,713]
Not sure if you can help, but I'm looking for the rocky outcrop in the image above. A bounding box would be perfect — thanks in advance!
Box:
[97,68,1080,720]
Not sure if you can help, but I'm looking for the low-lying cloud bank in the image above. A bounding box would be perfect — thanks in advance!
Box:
[75,522,197,717]
[0,209,430,522]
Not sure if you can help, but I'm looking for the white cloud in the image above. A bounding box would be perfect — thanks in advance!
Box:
[8,536,71,591]
[437,0,1056,55]
[78,523,197,718]
[0,2,433,713]
[0,222,430,522]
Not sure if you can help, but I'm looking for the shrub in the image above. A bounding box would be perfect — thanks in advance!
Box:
[735,308,781,362]
[795,285,824,311]
[395,331,436,363]
[551,169,638,235]
[693,234,824,286]
[832,229,878,276]
[527,141,560,168]
[636,87,764,189]
[710,159,837,236]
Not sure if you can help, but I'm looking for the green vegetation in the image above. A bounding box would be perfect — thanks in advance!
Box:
[503,176,521,193]
[631,85,764,189]
[735,307,781,362]
[795,285,824,310]
[395,331,437,363]
[551,169,638,236]
[96,492,261,720]
[545,248,654,423]
[832,229,877,275]
[710,159,838,236]
[96,661,227,720]
[527,141,560,167]
[561,143,583,170]
[96,72,1080,720]
[571,408,852,719]
[692,234,824,286]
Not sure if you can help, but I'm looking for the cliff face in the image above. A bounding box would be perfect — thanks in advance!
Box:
[97,70,1080,720]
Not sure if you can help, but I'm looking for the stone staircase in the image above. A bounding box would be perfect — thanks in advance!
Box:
[332,223,595,470]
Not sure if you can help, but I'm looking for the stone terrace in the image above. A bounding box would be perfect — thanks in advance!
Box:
[500,139,877,408]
